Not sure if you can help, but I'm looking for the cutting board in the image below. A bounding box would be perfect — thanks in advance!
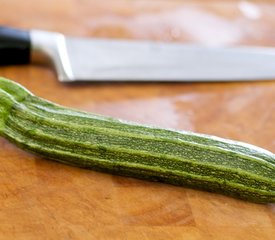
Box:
[1,0,274,239]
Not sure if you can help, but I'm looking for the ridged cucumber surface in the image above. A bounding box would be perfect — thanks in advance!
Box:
[0,77,274,203]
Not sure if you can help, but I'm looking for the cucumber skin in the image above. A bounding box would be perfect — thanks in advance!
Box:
[0,77,274,203]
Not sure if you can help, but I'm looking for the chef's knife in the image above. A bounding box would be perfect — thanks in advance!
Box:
[1,26,275,82]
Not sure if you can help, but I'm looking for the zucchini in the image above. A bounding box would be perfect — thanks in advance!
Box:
[0,77,274,203]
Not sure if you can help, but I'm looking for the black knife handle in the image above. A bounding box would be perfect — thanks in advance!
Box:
[0,26,31,65]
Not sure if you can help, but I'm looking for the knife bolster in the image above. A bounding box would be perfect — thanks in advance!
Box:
[30,30,74,81]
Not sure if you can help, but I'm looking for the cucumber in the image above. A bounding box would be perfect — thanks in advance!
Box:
[0,77,274,203]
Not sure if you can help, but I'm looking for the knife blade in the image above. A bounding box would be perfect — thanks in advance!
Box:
[1,26,275,82]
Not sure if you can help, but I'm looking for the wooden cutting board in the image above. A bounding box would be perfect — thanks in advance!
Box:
[1,0,274,239]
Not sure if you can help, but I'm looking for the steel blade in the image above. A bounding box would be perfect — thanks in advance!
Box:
[30,30,275,82]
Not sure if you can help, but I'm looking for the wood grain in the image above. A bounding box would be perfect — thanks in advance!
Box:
[0,0,275,239]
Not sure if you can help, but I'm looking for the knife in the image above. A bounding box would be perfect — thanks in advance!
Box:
[1,26,275,82]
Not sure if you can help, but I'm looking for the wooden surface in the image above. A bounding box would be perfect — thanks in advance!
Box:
[1,0,275,239]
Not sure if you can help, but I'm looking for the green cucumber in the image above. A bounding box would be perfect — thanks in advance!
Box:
[0,77,274,203]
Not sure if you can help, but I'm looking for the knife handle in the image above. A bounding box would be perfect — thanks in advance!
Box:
[0,26,31,65]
